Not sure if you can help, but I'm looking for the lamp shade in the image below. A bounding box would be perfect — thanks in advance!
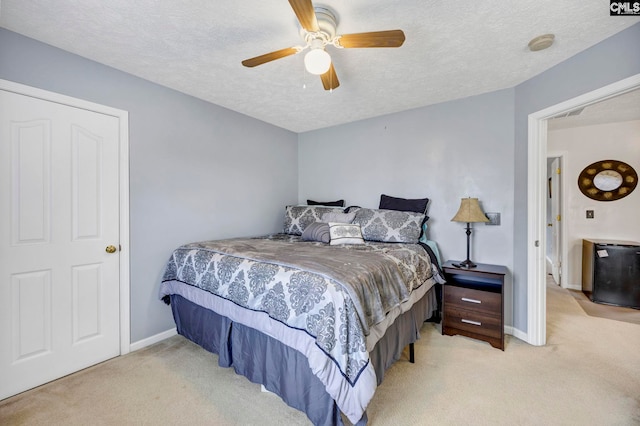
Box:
[451,198,489,223]
[304,48,331,75]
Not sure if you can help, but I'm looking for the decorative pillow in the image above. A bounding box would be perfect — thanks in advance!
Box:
[307,199,345,207]
[283,205,345,235]
[351,207,425,243]
[301,222,330,243]
[329,223,364,245]
[321,211,356,224]
[379,194,429,214]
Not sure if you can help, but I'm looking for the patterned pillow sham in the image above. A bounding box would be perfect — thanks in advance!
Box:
[301,222,330,243]
[283,205,345,235]
[328,223,364,245]
[321,211,356,224]
[351,207,425,243]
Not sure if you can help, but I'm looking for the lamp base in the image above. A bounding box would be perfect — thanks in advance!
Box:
[459,259,478,268]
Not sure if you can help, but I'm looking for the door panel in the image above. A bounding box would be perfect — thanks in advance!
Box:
[0,89,121,400]
[11,119,51,245]
[72,125,102,240]
[72,263,102,342]
[11,270,52,361]
[550,158,561,285]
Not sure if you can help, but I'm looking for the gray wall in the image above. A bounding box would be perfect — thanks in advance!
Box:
[2,21,638,342]
[513,23,640,330]
[299,89,516,327]
[0,28,299,343]
[299,22,640,335]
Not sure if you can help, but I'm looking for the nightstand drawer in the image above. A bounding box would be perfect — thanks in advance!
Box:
[442,261,507,350]
[443,307,502,339]
[444,285,501,315]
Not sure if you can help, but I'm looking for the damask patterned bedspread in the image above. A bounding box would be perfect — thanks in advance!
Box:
[159,234,434,422]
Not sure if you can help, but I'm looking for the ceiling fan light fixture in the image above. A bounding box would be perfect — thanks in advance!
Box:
[304,48,331,75]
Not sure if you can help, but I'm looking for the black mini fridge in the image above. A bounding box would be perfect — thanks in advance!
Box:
[582,239,640,309]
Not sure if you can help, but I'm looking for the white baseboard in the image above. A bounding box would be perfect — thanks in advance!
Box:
[130,328,177,352]
[506,325,530,344]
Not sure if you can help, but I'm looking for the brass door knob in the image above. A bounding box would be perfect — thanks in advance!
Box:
[106,245,117,254]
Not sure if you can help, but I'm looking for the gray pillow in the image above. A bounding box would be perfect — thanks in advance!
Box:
[301,222,330,243]
[351,207,425,243]
[283,205,345,235]
[321,211,356,224]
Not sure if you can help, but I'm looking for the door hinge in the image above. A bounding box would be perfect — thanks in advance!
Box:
[535,240,540,247]
[556,168,561,174]
[557,215,561,221]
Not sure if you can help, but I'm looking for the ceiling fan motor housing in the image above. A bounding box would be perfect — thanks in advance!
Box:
[300,7,337,45]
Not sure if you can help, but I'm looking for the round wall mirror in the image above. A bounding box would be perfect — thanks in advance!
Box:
[593,170,623,191]
[578,160,637,201]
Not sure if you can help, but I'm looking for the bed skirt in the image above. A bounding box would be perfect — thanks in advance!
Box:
[169,284,438,425]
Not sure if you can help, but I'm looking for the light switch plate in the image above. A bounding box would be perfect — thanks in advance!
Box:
[485,212,500,226]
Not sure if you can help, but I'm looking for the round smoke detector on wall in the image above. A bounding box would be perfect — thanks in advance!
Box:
[528,34,555,51]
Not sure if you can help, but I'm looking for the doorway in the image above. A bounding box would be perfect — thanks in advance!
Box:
[527,73,640,346]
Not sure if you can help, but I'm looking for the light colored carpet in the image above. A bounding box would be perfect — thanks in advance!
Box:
[2,281,639,425]
[569,289,640,325]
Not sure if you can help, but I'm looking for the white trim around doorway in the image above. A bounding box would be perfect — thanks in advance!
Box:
[527,73,640,346]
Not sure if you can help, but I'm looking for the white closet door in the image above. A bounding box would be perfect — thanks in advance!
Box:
[0,89,121,400]
[550,157,562,285]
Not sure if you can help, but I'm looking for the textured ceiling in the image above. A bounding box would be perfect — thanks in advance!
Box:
[1,0,638,132]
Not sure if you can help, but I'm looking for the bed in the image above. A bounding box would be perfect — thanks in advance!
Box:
[159,204,444,425]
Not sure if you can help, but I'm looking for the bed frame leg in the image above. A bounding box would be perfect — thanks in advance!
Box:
[409,343,415,363]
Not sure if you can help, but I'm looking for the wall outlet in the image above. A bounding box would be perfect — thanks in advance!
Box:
[586,210,594,219]
[485,212,501,226]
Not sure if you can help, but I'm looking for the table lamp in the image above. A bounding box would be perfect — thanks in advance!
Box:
[451,197,489,268]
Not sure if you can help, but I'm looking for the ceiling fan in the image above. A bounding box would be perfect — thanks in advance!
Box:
[241,0,406,91]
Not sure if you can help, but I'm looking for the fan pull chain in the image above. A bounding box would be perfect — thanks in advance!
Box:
[302,63,307,89]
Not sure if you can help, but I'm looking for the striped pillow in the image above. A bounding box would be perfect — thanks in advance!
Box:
[301,222,330,243]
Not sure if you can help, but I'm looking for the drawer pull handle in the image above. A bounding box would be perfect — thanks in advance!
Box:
[461,319,482,326]
[461,297,481,304]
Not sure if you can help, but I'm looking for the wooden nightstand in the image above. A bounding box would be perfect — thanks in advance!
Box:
[442,260,507,350]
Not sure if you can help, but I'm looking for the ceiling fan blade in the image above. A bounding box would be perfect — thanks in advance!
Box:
[241,47,299,68]
[320,63,339,91]
[288,0,319,32]
[337,30,406,48]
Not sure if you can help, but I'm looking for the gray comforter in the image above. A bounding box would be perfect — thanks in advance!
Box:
[160,234,435,423]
